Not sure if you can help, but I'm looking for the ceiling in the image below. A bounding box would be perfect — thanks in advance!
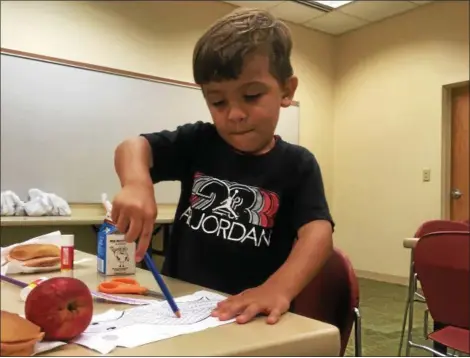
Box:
[223,1,434,35]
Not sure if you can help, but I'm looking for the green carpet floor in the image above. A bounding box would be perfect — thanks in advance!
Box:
[344,278,467,357]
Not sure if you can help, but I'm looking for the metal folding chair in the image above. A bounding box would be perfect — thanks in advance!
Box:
[398,220,470,356]
[408,231,469,356]
[294,247,362,356]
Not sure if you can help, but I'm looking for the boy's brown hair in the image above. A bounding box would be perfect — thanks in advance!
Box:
[193,8,294,86]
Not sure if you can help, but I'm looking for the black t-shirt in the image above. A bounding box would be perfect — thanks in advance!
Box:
[141,121,333,295]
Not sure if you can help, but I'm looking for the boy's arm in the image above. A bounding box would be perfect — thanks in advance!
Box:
[114,137,154,187]
[212,150,334,324]
[139,122,203,183]
[115,121,210,185]
[113,137,157,261]
[264,150,334,301]
[112,122,207,260]
[264,219,333,303]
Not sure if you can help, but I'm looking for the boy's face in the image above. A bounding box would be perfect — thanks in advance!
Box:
[201,53,298,155]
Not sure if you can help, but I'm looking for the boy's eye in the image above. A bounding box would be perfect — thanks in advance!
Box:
[211,100,226,107]
[244,93,262,101]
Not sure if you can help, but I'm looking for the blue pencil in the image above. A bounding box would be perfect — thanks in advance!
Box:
[143,252,181,318]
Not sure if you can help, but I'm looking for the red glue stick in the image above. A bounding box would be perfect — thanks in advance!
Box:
[60,234,75,271]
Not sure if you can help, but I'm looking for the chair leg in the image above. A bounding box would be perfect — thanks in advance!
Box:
[407,341,447,357]
[432,321,448,356]
[398,253,415,356]
[353,307,362,357]
[398,295,410,356]
[424,308,429,338]
[405,272,417,356]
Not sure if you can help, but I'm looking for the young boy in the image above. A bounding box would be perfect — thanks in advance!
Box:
[112,7,334,325]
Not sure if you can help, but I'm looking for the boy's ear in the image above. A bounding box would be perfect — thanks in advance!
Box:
[281,75,298,108]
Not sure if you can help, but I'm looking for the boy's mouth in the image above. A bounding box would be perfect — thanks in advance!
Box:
[232,129,254,135]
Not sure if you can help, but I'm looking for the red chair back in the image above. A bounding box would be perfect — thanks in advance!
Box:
[415,219,469,237]
[413,231,470,329]
[293,248,359,356]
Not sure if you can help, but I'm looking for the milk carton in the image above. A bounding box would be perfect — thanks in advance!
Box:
[97,220,136,276]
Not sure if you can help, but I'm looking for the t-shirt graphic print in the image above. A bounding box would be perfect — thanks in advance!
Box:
[179,172,280,248]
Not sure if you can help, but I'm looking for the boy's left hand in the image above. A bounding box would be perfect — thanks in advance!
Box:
[211,284,291,324]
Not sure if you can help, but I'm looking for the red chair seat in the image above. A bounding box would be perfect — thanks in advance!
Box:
[413,230,470,356]
[293,248,360,356]
[428,326,470,354]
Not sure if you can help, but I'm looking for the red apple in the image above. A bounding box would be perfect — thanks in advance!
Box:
[24,277,93,341]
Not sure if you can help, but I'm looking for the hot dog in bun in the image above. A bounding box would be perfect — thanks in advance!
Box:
[7,244,60,268]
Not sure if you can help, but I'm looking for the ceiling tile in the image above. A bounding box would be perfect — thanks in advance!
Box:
[269,1,326,24]
[223,1,285,10]
[304,11,369,35]
[338,1,419,22]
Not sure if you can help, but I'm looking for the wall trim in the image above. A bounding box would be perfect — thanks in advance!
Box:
[355,269,409,286]
[441,85,452,220]
[441,80,469,220]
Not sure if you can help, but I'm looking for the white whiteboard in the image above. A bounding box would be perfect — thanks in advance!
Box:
[0,53,300,204]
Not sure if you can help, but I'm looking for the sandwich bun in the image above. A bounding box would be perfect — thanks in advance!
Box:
[0,311,45,356]
[22,257,61,268]
[0,337,45,357]
[8,244,60,262]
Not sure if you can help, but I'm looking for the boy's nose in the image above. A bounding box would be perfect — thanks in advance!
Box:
[227,106,247,122]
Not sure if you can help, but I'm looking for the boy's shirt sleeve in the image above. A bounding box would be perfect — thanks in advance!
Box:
[291,150,335,232]
[139,121,207,183]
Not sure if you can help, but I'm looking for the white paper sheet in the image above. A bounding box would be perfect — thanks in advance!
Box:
[1,231,91,274]
[34,340,67,356]
[72,290,235,354]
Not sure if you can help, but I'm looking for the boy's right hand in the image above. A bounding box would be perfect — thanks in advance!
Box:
[111,183,157,262]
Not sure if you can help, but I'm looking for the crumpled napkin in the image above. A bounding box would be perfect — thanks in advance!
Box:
[23,189,72,216]
[101,193,113,221]
[1,190,26,216]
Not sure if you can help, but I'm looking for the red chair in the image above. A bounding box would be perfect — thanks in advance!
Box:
[294,247,361,356]
[399,220,470,356]
[415,220,469,237]
[408,231,470,356]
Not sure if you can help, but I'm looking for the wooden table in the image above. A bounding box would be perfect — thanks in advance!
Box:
[0,251,341,356]
[0,203,177,258]
[0,204,177,226]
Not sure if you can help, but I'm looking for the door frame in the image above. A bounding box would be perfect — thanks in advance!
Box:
[440,80,469,219]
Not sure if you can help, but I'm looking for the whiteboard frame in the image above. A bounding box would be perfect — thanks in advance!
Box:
[0,48,300,106]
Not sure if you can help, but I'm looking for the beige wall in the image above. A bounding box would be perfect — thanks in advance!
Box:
[333,0,469,278]
[0,0,335,258]
[1,1,468,280]
[0,0,335,186]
